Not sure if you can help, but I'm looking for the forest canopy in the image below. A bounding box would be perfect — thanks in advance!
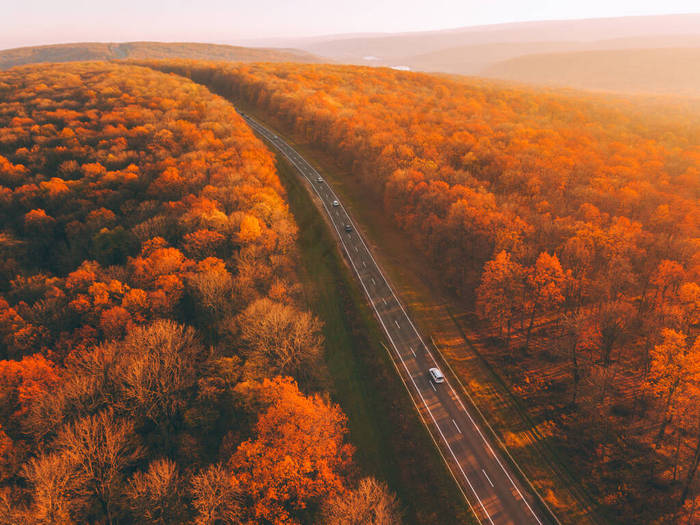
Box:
[0,63,397,524]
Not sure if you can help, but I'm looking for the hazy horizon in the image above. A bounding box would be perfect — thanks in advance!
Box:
[3,0,699,50]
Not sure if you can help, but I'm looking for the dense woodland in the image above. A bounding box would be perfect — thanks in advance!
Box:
[142,61,700,524]
[0,63,400,524]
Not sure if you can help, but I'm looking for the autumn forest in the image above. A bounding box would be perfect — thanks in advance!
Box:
[0,27,698,524]
[0,63,400,524]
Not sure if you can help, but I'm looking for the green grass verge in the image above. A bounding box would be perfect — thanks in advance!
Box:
[274,154,475,525]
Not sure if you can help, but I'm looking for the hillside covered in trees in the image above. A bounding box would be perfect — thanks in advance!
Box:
[0,63,399,524]
[0,42,322,70]
[143,61,700,523]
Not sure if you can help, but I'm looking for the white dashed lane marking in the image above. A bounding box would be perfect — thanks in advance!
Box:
[483,469,495,488]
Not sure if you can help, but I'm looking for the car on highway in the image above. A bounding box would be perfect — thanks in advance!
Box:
[429,367,445,384]
[344,223,352,232]
[332,200,339,207]
[316,176,323,183]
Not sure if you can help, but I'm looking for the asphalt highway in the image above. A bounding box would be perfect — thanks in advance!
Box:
[240,111,549,525]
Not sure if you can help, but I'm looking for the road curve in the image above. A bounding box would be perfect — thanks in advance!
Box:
[240,111,550,525]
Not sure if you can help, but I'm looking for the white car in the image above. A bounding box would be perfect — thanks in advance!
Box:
[316,176,323,183]
[429,367,445,384]
[332,200,339,207]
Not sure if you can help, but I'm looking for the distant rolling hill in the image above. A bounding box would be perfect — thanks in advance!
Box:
[392,34,700,76]
[287,14,700,63]
[0,42,323,69]
[259,14,700,97]
[482,47,700,96]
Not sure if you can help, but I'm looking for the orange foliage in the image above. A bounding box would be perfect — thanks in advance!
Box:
[182,229,225,259]
[99,306,132,340]
[231,377,353,523]
[0,354,60,420]
[0,61,367,524]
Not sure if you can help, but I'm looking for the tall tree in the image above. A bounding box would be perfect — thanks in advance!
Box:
[230,377,353,523]
[646,330,700,442]
[524,252,566,349]
[476,251,525,351]
[320,477,402,525]
[236,298,323,381]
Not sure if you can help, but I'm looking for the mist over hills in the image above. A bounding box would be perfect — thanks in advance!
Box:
[482,47,700,96]
[281,14,700,61]
[0,41,322,70]
[389,34,700,74]
[260,14,700,96]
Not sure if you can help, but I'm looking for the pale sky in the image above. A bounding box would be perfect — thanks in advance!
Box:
[2,0,699,50]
